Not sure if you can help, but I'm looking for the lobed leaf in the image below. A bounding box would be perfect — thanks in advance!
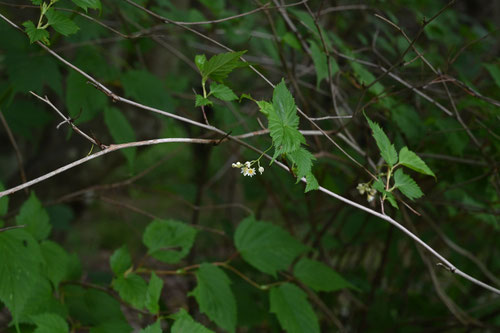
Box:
[110,245,132,276]
[22,21,50,45]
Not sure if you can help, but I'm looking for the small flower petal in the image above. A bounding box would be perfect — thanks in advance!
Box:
[258,166,264,174]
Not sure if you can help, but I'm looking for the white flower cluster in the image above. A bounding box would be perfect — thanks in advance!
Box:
[357,183,377,202]
[232,161,264,177]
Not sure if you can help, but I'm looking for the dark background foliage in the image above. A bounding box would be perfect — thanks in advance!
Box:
[0,0,499,332]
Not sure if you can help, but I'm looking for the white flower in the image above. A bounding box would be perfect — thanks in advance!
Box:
[367,194,375,202]
[356,183,366,195]
[243,167,256,177]
[245,161,251,168]
[232,162,242,168]
[258,166,264,174]
[241,167,246,174]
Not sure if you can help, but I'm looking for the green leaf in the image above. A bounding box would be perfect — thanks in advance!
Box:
[172,308,214,333]
[6,52,62,96]
[288,147,316,182]
[17,277,67,325]
[209,82,238,101]
[398,147,435,178]
[256,100,272,116]
[373,179,398,208]
[0,229,43,324]
[104,107,137,170]
[110,245,132,276]
[142,219,197,263]
[393,169,423,200]
[112,273,148,310]
[63,286,127,326]
[195,54,207,74]
[89,321,132,333]
[270,283,320,333]
[22,20,50,45]
[294,258,355,292]
[234,216,308,277]
[484,63,500,88]
[269,79,305,157]
[41,240,70,289]
[71,0,101,12]
[121,70,172,110]
[32,313,69,333]
[139,320,162,333]
[16,192,51,240]
[0,181,8,215]
[45,9,79,36]
[145,272,163,315]
[66,70,107,123]
[305,172,319,192]
[364,114,398,166]
[191,263,237,333]
[195,94,213,107]
[309,40,338,88]
[201,51,246,83]
[282,32,301,50]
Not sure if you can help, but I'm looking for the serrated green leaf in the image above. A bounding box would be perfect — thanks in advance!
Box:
[305,173,319,192]
[195,94,213,107]
[234,216,308,277]
[202,51,246,83]
[294,258,355,292]
[394,169,423,200]
[104,107,136,170]
[0,229,43,324]
[112,273,148,310]
[145,272,163,315]
[209,82,238,101]
[309,40,338,88]
[288,147,316,182]
[41,240,70,290]
[269,79,305,156]
[45,9,79,36]
[191,263,237,333]
[484,63,500,88]
[0,181,8,215]
[22,21,50,45]
[365,114,398,166]
[171,308,214,333]
[139,320,162,333]
[16,192,51,240]
[71,0,101,12]
[32,313,69,333]
[110,245,132,276]
[142,219,197,263]
[256,100,272,116]
[398,147,435,177]
[66,70,107,123]
[270,283,320,333]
